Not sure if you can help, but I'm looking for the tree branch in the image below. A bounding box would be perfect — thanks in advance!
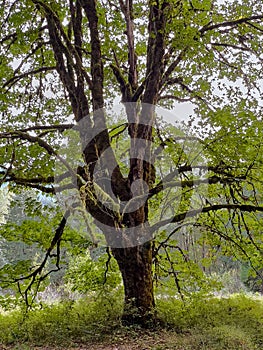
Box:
[3,66,56,89]
[119,0,137,91]
[143,1,169,104]
[14,211,70,307]
[33,0,92,123]
[157,94,192,102]
[0,131,76,179]
[110,63,131,101]
[151,204,263,233]
[160,49,186,88]
[149,174,243,199]
[210,42,251,52]
[80,0,104,110]
[16,124,74,133]
[200,15,263,35]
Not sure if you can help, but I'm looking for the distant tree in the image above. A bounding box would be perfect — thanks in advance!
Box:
[0,0,263,324]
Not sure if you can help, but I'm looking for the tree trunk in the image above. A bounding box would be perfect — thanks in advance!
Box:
[111,241,155,326]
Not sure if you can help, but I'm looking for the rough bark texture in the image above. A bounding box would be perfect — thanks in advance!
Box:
[112,242,155,325]
[34,0,168,325]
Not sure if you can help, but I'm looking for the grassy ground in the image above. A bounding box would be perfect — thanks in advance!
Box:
[0,292,263,350]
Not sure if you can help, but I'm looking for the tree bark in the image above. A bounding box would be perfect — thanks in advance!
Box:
[111,241,155,325]
[34,0,163,326]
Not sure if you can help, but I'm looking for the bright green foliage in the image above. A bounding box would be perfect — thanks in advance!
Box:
[0,293,262,349]
[157,294,263,348]
[0,0,263,312]
[65,251,122,293]
[0,292,123,345]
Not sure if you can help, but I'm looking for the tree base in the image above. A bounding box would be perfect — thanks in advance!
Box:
[121,308,162,329]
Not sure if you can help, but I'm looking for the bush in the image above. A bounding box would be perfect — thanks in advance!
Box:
[0,289,123,346]
[64,251,122,293]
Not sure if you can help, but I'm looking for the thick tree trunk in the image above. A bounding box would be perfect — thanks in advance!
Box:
[111,241,155,326]
[37,0,166,327]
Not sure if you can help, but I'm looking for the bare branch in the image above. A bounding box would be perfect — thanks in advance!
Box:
[149,174,243,199]
[16,124,74,133]
[0,31,17,45]
[210,42,251,52]
[3,66,56,89]
[247,21,263,33]
[14,211,70,307]
[200,15,263,35]
[0,131,76,179]
[0,173,54,184]
[151,204,263,233]
[157,94,192,102]
[110,63,131,101]
[12,131,57,155]
[160,49,187,87]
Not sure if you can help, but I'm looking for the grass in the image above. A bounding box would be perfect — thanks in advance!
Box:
[0,291,263,349]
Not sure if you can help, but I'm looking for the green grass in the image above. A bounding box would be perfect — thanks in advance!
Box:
[0,292,262,349]
[157,293,263,349]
